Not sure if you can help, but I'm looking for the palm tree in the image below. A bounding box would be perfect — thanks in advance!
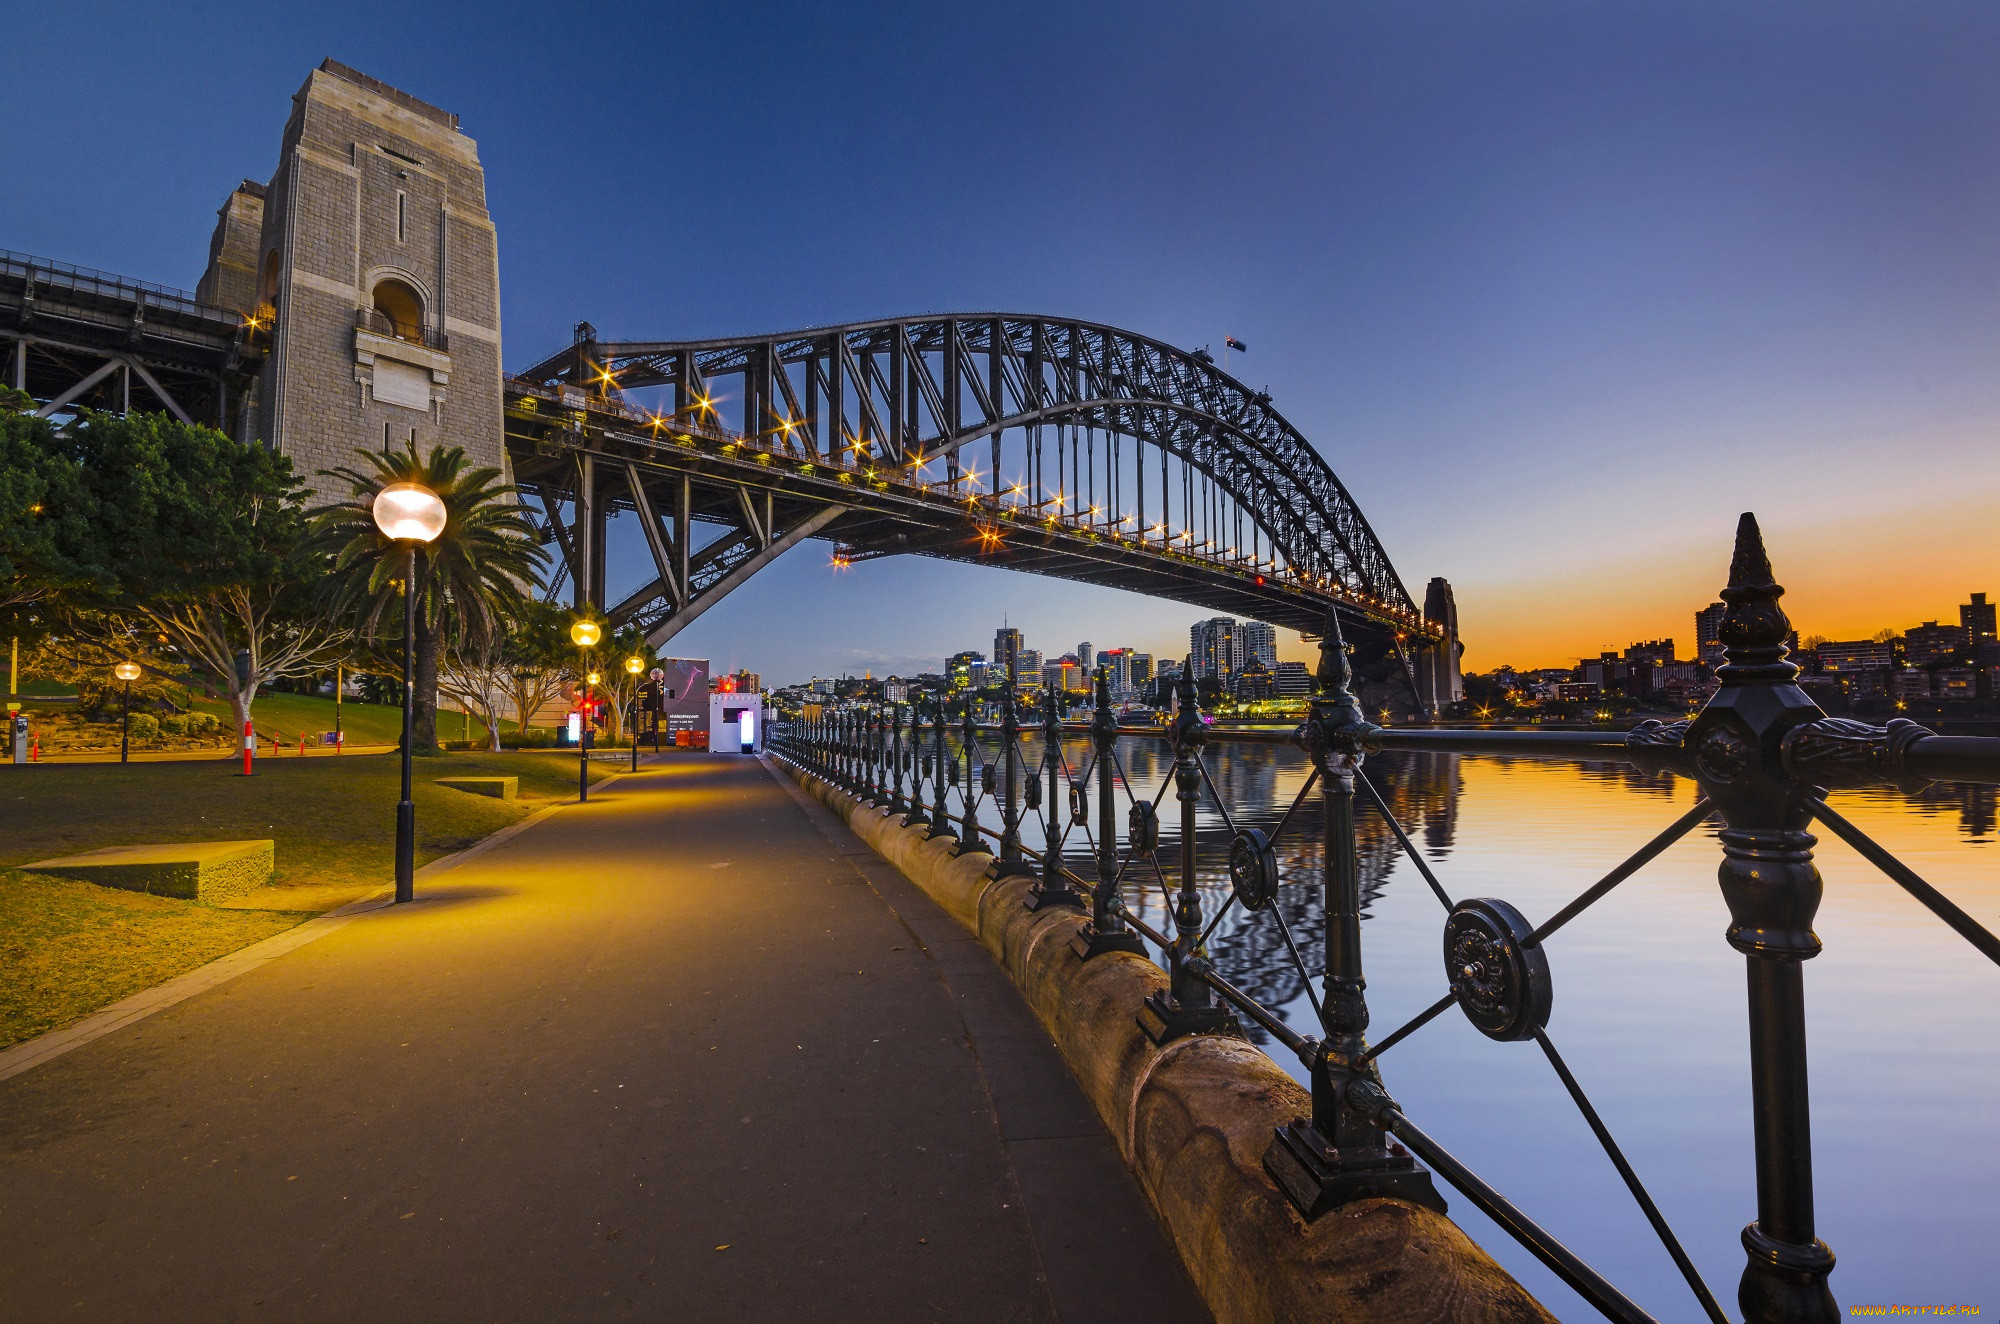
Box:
[311,443,547,752]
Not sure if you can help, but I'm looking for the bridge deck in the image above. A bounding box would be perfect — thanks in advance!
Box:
[0,756,1205,1322]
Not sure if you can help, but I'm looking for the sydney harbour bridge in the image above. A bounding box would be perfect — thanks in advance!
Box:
[503,316,1452,706]
[1,255,1456,709]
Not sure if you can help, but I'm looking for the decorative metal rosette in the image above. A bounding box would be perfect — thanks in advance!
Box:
[1128,800,1160,855]
[1023,776,1042,811]
[1069,780,1089,825]
[980,762,997,796]
[1443,898,1552,1042]
[1229,827,1279,912]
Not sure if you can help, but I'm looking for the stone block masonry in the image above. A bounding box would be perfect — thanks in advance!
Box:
[23,840,275,904]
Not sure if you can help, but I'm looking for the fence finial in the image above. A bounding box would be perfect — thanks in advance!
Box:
[1716,512,1798,683]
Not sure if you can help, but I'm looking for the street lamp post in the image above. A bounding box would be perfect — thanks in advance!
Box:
[625,654,645,772]
[113,661,141,764]
[571,618,601,802]
[649,667,665,753]
[372,481,447,904]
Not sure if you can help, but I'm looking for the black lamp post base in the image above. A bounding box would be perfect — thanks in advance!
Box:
[1137,990,1239,1045]
[394,798,416,903]
[991,857,1039,881]
[1737,1223,1837,1324]
[1263,1120,1447,1219]
[1071,923,1148,960]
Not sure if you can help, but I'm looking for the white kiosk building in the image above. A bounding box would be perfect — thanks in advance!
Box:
[708,690,765,755]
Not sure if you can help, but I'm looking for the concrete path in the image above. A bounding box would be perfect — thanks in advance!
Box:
[0,755,1207,1323]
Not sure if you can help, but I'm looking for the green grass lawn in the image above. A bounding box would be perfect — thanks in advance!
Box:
[0,749,617,1049]
[191,691,506,746]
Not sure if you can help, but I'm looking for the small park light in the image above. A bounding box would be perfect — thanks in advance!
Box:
[371,482,447,544]
[113,661,142,683]
[587,671,601,686]
[625,655,645,676]
[114,661,142,764]
[570,619,602,648]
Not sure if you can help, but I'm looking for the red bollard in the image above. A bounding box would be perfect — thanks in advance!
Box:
[298,735,306,756]
[241,720,255,776]
[29,733,39,762]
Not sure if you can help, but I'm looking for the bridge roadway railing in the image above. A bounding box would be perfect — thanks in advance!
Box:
[769,513,2000,1324]
[504,378,1438,643]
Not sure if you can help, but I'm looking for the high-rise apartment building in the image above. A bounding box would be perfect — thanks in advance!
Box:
[993,627,1023,673]
[1906,622,1966,665]
[1275,661,1311,698]
[1191,618,1240,679]
[1695,602,1728,666]
[1017,648,1042,676]
[1963,593,1997,642]
[1128,653,1153,685]
[1240,621,1277,671]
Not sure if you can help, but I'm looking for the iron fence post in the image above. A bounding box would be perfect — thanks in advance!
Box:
[1028,681,1088,910]
[905,698,929,828]
[995,653,1035,878]
[1139,660,1238,1043]
[927,692,957,843]
[1689,516,1838,1323]
[1075,665,1145,958]
[1266,611,1444,1216]
[888,703,906,813]
[960,702,980,845]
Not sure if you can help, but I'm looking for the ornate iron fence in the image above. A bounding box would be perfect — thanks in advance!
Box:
[771,514,2000,1323]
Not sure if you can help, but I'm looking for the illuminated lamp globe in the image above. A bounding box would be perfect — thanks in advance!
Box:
[624,655,645,676]
[587,671,602,687]
[371,482,447,544]
[570,619,602,648]
[114,661,142,683]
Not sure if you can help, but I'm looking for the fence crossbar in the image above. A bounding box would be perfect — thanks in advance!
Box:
[1354,990,1457,1069]
[1808,798,2000,968]
[1378,1107,1660,1324]
[1532,1029,1730,1324]
[1528,799,1714,946]
[1194,965,1312,1056]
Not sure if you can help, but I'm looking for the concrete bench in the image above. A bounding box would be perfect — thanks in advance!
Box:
[435,776,517,801]
[23,840,274,904]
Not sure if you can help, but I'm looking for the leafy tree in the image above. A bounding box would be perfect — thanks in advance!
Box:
[62,411,347,729]
[0,389,103,629]
[591,623,658,745]
[501,599,572,736]
[312,443,546,753]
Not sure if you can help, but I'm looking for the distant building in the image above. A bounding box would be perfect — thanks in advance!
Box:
[1077,642,1094,673]
[1625,639,1675,666]
[1191,617,1240,679]
[1906,621,1966,666]
[732,671,762,694]
[1016,648,1042,676]
[1128,653,1154,686]
[1240,621,1277,671]
[1233,661,1275,701]
[1891,669,1932,700]
[1961,593,1996,643]
[811,677,836,695]
[884,678,910,703]
[1695,602,1728,666]
[1275,660,1312,698]
[1818,640,1897,673]
[945,650,983,690]
[1099,648,1132,696]
[993,626,1023,672]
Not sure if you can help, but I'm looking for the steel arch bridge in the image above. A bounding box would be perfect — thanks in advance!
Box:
[502,314,1447,704]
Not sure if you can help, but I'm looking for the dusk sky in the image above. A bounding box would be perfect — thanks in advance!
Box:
[6,2,1995,683]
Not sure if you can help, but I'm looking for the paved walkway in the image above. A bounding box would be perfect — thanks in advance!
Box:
[0,756,1206,1322]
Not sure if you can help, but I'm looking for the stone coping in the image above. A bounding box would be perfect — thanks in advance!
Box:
[785,766,1551,1324]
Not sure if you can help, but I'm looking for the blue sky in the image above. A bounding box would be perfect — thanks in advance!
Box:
[5,1,1996,680]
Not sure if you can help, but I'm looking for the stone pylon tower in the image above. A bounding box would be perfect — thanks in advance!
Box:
[1418,577,1465,714]
[197,60,505,500]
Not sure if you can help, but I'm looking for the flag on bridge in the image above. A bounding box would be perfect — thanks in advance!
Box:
[1225,336,1247,352]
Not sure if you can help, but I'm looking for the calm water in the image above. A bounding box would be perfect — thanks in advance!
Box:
[920,733,2000,1318]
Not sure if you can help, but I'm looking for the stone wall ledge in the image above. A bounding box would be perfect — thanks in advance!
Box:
[784,763,1551,1324]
